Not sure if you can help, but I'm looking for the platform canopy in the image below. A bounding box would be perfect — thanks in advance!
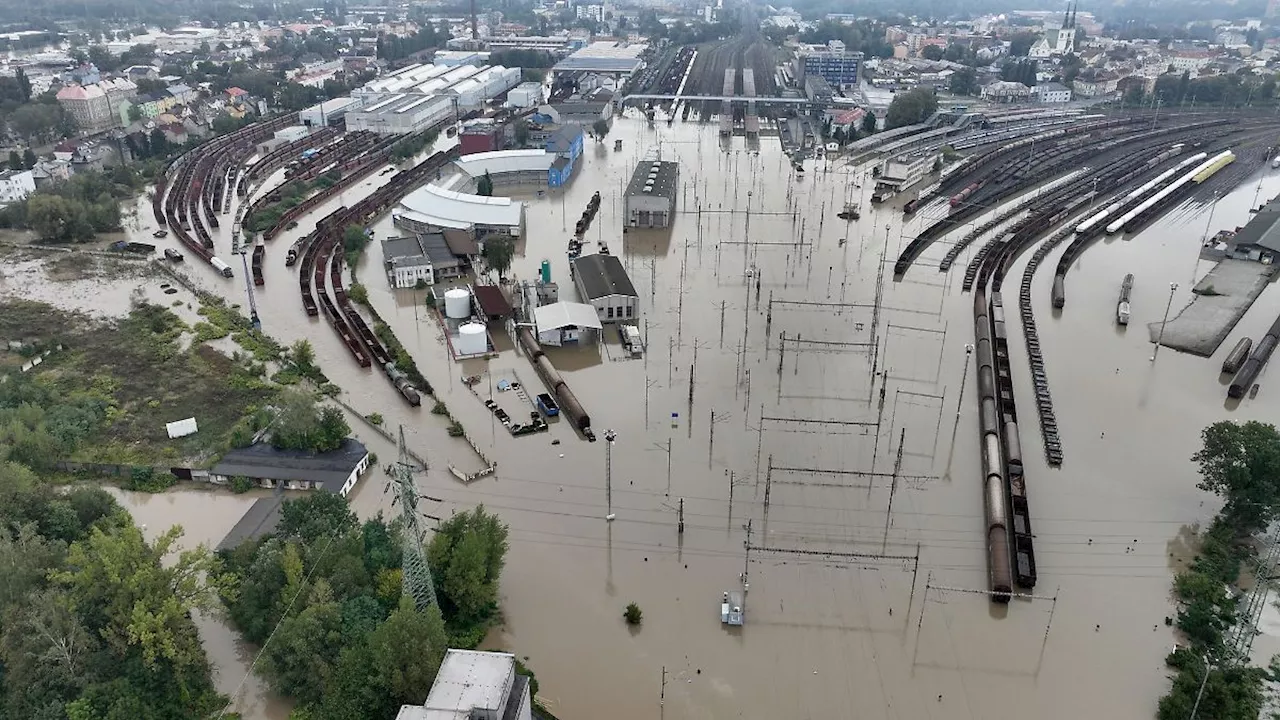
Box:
[534,301,602,331]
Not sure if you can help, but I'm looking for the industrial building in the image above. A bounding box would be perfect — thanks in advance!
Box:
[571,253,639,323]
[534,301,603,346]
[798,40,862,89]
[395,182,526,237]
[455,149,576,188]
[877,152,936,192]
[210,439,371,497]
[552,40,647,79]
[299,97,363,127]
[344,94,456,134]
[354,63,521,111]
[623,157,679,228]
[395,650,532,720]
[1204,195,1280,263]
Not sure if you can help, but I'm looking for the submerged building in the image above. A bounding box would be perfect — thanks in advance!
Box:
[395,649,532,720]
[623,156,679,229]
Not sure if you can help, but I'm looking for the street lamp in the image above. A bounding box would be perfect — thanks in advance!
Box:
[1151,282,1178,362]
[1189,653,1211,720]
[604,429,617,521]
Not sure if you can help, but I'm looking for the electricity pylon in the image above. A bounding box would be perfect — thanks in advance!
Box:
[389,426,439,610]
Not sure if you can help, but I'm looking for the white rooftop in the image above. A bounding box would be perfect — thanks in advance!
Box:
[455,149,555,178]
[534,301,603,331]
[395,650,516,720]
[398,182,525,230]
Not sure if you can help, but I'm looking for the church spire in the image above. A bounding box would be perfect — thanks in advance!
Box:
[1069,0,1077,29]
[1062,2,1070,29]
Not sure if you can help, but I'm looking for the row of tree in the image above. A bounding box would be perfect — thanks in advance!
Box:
[219,492,511,718]
[0,167,142,243]
[1155,421,1280,719]
[884,88,939,130]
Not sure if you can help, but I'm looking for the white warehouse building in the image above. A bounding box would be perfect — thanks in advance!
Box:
[344,94,456,134]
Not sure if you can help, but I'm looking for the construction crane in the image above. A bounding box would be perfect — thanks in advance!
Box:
[387,426,440,610]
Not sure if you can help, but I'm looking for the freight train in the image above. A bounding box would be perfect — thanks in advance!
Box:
[516,327,592,435]
[1229,315,1280,398]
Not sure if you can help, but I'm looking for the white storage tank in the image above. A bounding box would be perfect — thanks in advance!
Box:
[444,288,471,319]
[457,323,487,355]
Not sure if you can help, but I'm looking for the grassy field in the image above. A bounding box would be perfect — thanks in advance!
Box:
[0,298,279,467]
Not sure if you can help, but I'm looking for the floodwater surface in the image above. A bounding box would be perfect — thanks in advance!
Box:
[86,112,1280,719]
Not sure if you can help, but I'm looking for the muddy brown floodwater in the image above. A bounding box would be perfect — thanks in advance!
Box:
[96,112,1280,719]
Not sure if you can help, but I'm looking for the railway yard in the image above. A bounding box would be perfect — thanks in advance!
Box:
[114,97,1280,720]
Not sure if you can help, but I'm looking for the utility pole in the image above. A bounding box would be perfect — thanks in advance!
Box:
[883,428,905,552]
[604,429,617,521]
[742,518,753,585]
[763,454,773,528]
[678,497,685,534]
[390,426,439,610]
[1151,282,1178,362]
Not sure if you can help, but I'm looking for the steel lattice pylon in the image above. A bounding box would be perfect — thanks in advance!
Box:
[391,426,438,610]
[1226,530,1280,665]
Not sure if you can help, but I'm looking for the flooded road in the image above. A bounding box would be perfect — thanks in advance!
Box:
[98,114,1280,719]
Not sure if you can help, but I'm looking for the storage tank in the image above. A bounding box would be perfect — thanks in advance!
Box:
[444,288,471,319]
[457,323,487,355]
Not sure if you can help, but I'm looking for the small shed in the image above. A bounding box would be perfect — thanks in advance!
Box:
[473,284,513,321]
[166,417,199,438]
[533,301,602,346]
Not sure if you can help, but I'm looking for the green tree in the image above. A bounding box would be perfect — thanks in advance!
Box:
[921,44,944,61]
[127,103,142,123]
[884,88,938,130]
[427,505,508,627]
[513,118,529,147]
[21,147,36,170]
[27,195,92,243]
[367,598,448,707]
[592,117,611,139]
[476,170,494,197]
[271,389,350,453]
[950,67,979,96]
[862,112,877,135]
[278,493,357,547]
[342,224,368,266]
[1191,421,1280,532]
[7,150,20,170]
[291,339,316,371]
[259,581,344,705]
[481,236,515,280]
[53,524,228,672]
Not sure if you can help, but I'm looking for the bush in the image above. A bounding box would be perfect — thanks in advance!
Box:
[367,413,384,426]
[447,420,464,437]
[347,282,368,305]
[230,475,255,493]
[624,602,642,626]
[126,466,175,493]
[431,401,449,416]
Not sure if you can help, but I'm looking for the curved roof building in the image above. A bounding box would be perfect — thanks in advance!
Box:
[394,182,526,236]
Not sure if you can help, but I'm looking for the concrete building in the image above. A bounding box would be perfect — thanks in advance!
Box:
[623,158,678,228]
[533,301,603,346]
[798,41,862,89]
[345,94,456,134]
[299,97,363,128]
[395,649,532,720]
[382,233,464,288]
[552,40,646,79]
[507,81,543,108]
[804,75,834,105]
[539,99,612,127]
[981,81,1034,103]
[1037,82,1072,103]
[459,120,504,155]
[210,438,371,497]
[56,84,114,131]
[571,252,638,323]
[455,149,572,187]
[0,169,35,205]
[1204,195,1280,263]
[133,92,180,119]
[878,152,936,192]
[166,83,196,104]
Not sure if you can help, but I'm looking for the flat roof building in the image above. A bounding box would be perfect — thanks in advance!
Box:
[382,233,464,288]
[552,41,647,76]
[571,252,639,323]
[210,438,371,497]
[344,93,455,134]
[395,649,532,720]
[623,157,679,229]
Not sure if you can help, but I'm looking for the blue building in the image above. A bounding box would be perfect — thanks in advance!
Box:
[545,124,583,188]
[800,47,862,89]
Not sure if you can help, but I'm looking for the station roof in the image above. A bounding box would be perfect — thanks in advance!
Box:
[456,149,555,177]
[572,253,638,300]
[534,301,603,331]
[552,41,646,74]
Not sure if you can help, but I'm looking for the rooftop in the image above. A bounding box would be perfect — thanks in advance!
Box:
[624,159,679,202]
[1229,196,1280,253]
[552,41,647,74]
[534,301,604,331]
[572,253,638,300]
[211,438,369,493]
[473,284,513,317]
[455,149,557,178]
[398,182,525,231]
[383,235,434,268]
[395,650,523,720]
[215,495,284,553]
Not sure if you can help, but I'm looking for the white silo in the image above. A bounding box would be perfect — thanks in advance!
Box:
[444,288,471,319]
[457,323,487,355]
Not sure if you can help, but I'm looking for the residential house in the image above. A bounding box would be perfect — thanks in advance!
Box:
[166,83,197,105]
[981,80,1033,103]
[225,86,250,104]
[134,93,179,118]
[56,84,114,131]
[1072,74,1118,98]
[1170,50,1214,73]
[0,169,35,205]
[30,159,72,189]
[381,233,464,288]
[160,122,189,144]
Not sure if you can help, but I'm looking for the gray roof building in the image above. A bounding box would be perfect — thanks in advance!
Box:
[572,253,638,300]
[216,495,284,553]
[1228,197,1280,254]
[624,159,679,202]
[211,438,370,494]
[395,650,531,720]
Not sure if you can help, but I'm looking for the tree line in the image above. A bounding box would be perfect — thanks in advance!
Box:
[219,494,514,719]
[0,167,144,243]
[1156,421,1280,719]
